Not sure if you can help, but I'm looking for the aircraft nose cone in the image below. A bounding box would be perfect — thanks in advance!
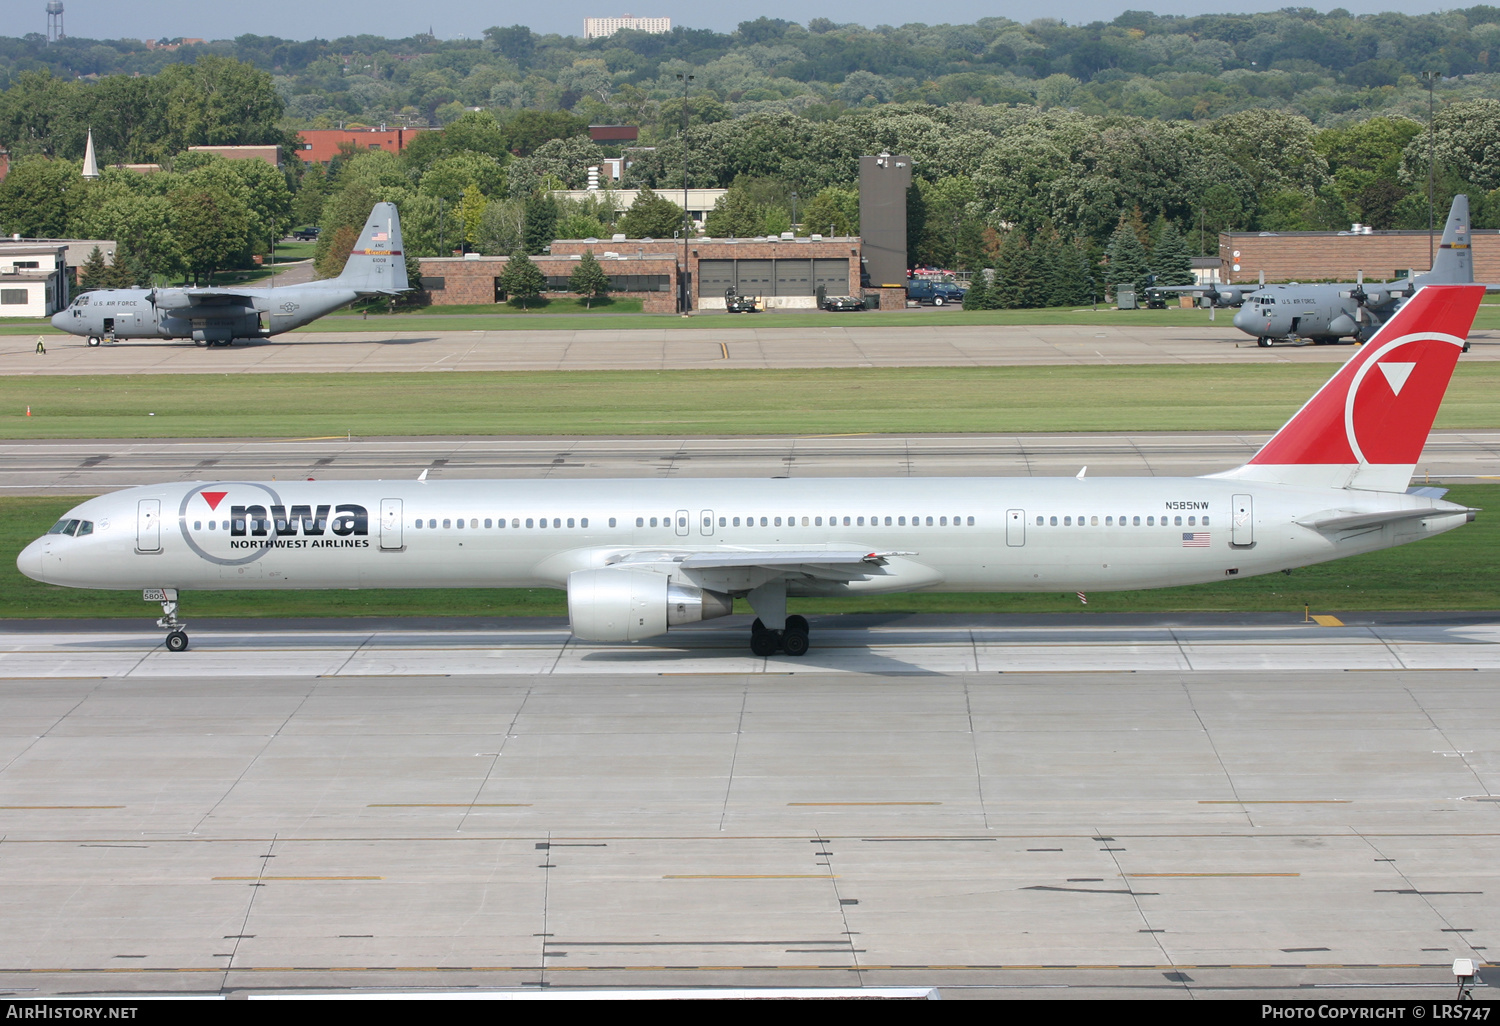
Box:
[16,537,46,583]
[49,310,68,332]
[1232,307,1260,333]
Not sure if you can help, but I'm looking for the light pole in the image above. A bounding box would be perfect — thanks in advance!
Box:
[1423,70,1439,268]
[676,71,694,316]
[790,191,798,235]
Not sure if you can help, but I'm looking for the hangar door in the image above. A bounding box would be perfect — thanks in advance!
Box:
[698,260,736,296]
[814,258,852,295]
[698,258,851,297]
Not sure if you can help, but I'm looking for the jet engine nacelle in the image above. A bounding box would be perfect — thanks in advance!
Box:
[567,567,733,642]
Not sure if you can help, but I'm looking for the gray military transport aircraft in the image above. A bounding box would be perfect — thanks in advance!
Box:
[1151,195,1484,346]
[49,203,407,346]
[17,286,1487,658]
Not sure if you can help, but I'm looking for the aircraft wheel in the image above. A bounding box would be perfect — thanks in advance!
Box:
[1257,337,1271,348]
[786,615,809,636]
[165,630,189,653]
[781,630,810,657]
[750,631,779,657]
[87,336,101,347]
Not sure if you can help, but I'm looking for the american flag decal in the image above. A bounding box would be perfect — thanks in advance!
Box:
[1182,532,1210,547]
[372,231,388,242]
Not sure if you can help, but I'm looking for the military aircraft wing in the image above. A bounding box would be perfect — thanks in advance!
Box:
[147,288,260,311]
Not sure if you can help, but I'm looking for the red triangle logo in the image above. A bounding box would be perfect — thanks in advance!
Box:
[201,491,228,510]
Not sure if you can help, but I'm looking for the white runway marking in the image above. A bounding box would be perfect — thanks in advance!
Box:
[7,621,1500,677]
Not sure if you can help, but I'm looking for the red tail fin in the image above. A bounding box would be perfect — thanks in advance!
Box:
[1221,285,1483,491]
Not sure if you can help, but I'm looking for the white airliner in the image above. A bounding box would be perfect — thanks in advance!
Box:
[18,286,1486,656]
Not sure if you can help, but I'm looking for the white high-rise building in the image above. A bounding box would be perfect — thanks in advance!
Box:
[584,15,671,39]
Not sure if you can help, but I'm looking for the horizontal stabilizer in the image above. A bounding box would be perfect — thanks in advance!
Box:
[1296,506,1470,532]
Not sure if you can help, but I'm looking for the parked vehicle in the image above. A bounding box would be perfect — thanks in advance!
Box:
[822,295,864,311]
[290,227,321,242]
[905,279,965,306]
[725,287,761,313]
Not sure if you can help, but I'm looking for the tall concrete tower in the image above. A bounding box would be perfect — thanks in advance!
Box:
[45,1,64,43]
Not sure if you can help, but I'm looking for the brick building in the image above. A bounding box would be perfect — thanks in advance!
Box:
[419,252,679,313]
[296,128,427,164]
[421,235,864,313]
[550,235,863,310]
[1221,228,1500,285]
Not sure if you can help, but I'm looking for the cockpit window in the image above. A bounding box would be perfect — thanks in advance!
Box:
[46,519,92,537]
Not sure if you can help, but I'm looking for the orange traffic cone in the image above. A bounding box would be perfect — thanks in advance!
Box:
[25,406,30,417]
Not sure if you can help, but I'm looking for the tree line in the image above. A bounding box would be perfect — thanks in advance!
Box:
[7,10,1500,132]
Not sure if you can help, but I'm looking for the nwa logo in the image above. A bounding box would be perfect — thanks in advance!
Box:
[230,503,368,537]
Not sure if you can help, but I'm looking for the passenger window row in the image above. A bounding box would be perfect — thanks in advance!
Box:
[1035,515,1210,527]
[407,514,980,530]
[413,517,600,529]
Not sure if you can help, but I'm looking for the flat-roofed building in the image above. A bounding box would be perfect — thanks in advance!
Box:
[418,251,679,313]
[584,16,670,39]
[187,144,280,166]
[296,128,427,164]
[0,242,71,317]
[1221,227,1500,285]
[548,188,728,225]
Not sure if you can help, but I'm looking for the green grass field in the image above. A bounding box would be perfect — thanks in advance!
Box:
[6,363,1500,440]
[6,487,1497,620]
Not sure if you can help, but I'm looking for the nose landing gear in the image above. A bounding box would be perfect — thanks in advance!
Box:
[145,588,189,652]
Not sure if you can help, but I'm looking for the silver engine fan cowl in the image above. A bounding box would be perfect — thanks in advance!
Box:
[568,567,733,642]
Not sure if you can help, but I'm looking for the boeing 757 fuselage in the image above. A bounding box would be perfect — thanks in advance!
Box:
[20,286,1486,656]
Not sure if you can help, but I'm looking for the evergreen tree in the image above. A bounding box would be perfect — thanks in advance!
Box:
[78,246,108,292]
[499,250,547,309]
[1150,222,1195,287]
[522,193,559,255]
[1104,220,1150,299]
[104,249,144,289]
[961,270,989,311]
[568,249,612,308]
[618,186,686,239]
[995,231,1043,309]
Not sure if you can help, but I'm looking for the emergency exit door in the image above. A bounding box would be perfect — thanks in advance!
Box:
[380,498,404,550]
[1006,509,1025,547]
[136,499,161,553]
[1231,494,1254,546]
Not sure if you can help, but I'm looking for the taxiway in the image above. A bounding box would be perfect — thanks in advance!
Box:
[0,615,1493,999]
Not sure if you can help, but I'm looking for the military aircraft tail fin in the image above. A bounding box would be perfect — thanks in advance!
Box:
[1414,194,1473,286]
[1208,285,1483,492]
[331,202,409,293]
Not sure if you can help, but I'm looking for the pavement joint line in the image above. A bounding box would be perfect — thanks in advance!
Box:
[0,962,1477,974]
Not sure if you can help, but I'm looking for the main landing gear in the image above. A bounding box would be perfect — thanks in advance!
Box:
[150,588,189,652]
[750,615,810,657]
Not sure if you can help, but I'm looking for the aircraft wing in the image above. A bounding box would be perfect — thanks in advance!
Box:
[149,288,259,311]
[613,548,908,581]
